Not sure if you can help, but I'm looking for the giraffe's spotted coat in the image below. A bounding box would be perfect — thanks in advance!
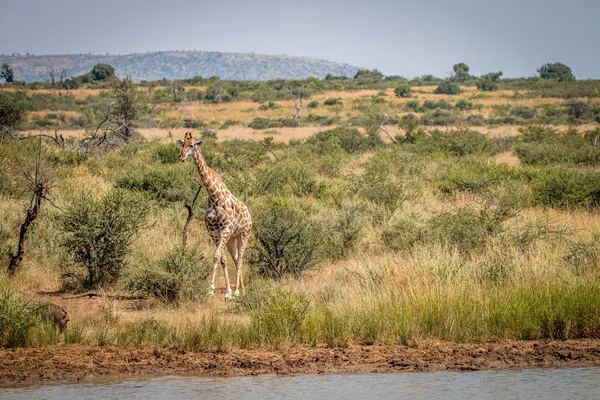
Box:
[178,132,252,300]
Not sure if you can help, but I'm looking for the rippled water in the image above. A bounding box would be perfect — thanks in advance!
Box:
[4,367,600,400]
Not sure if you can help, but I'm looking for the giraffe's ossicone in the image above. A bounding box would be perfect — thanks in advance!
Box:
[177,132,252,300]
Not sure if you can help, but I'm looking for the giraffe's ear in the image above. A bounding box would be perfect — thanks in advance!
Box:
[176,139,184,147]
[195,140,205,147]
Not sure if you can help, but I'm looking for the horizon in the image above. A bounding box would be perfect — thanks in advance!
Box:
[1,0,599,79]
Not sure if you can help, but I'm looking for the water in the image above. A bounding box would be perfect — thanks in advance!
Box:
[3,368,600,400]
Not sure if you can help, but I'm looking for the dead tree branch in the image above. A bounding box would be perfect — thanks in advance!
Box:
[183,184,203,247]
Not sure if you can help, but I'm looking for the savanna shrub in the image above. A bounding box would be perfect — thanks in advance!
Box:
[476,79,498,91]
[425,205,512,252]
[408,127,500,157]
[324,98,342,106]
[248,118,283,130]
[155,143,181,163]
[394,84,412,98]
[124,247,212,303]
[320,201,372,259]
[382,210,427,251]
[307,127,372,153]
[455,99,474,111]
[116,164,197,202]
[532,167,600,209]
[307,100,319,108]
[249,198,321,279]
[61,189,148,290]
[435,80,460,95]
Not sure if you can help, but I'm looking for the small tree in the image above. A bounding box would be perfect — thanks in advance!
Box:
[0,63,14,84]
[452,62,471,82]
[61,189,148,290]
[538,62,575,82]
[394,83,412,98]
[91,63,115,81]
[435,80,461,95]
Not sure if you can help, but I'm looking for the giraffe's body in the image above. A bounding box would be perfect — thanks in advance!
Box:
[178,132,252,300]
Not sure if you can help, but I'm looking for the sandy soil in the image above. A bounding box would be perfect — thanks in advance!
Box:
[1,340,599,386]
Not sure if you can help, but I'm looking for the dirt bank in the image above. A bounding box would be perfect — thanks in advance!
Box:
[1,340,600,386]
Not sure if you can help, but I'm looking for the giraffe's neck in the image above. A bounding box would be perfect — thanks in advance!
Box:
[192,148,229,205]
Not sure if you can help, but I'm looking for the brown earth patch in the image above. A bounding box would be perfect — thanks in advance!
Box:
[1,340,599,386]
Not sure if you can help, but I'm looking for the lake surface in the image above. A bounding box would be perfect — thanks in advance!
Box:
[4,367,600,400]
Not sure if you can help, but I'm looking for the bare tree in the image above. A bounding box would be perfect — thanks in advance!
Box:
[47,67,56,86]
[59,68,68,85]
[7,141,53,275]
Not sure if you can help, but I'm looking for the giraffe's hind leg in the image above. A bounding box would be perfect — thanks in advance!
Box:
[234,232,250,296]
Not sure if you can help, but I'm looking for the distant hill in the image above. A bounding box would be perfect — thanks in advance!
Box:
[0,51,360,82]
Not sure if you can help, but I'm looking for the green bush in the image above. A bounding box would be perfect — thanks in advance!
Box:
[382,211,427,251]
[248,118,283,130]
[307,100,319,108]
[426,205,512,252]
[532,168,600,209]
[455,99,474,111]
[307,127,372,153]
[394,84,412,98]
[61,189,148,290]
[116,164,196,202]
[476,79,498,92]
[514,126,600,165]
[323,97,342,106]
[320,201,372,259]
[249,198,321,279]
[435,80,460,95]
[124,247,212,303]
[408,127,500,157]
[155,143,181,163]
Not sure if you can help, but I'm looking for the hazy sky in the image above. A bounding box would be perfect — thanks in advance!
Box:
[1,0,599,78]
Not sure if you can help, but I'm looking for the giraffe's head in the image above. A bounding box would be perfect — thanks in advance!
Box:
[176,132,205,162]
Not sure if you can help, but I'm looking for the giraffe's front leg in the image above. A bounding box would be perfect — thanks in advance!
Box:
[211,229,232,300]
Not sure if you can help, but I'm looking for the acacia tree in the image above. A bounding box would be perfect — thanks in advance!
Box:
[538,62,575,82]
[452,63,471,82]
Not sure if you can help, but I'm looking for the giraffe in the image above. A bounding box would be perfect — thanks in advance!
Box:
[177,132,252,300]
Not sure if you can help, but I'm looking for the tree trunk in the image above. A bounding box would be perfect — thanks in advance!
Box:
[7,184,45,275]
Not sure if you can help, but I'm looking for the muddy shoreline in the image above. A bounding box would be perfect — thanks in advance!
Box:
[1,339,600,386]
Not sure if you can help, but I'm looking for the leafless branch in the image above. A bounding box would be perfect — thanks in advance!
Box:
[183,184,203,247]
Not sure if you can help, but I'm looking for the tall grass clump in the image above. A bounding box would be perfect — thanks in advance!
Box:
[0,278,38,348]
[61,189,148,290]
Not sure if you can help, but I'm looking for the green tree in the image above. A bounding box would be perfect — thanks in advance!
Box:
[538,62,575,82]
[0,63,14,84]
[91,63,115,81]
[452,62,471,82]
[394,83,412,98]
